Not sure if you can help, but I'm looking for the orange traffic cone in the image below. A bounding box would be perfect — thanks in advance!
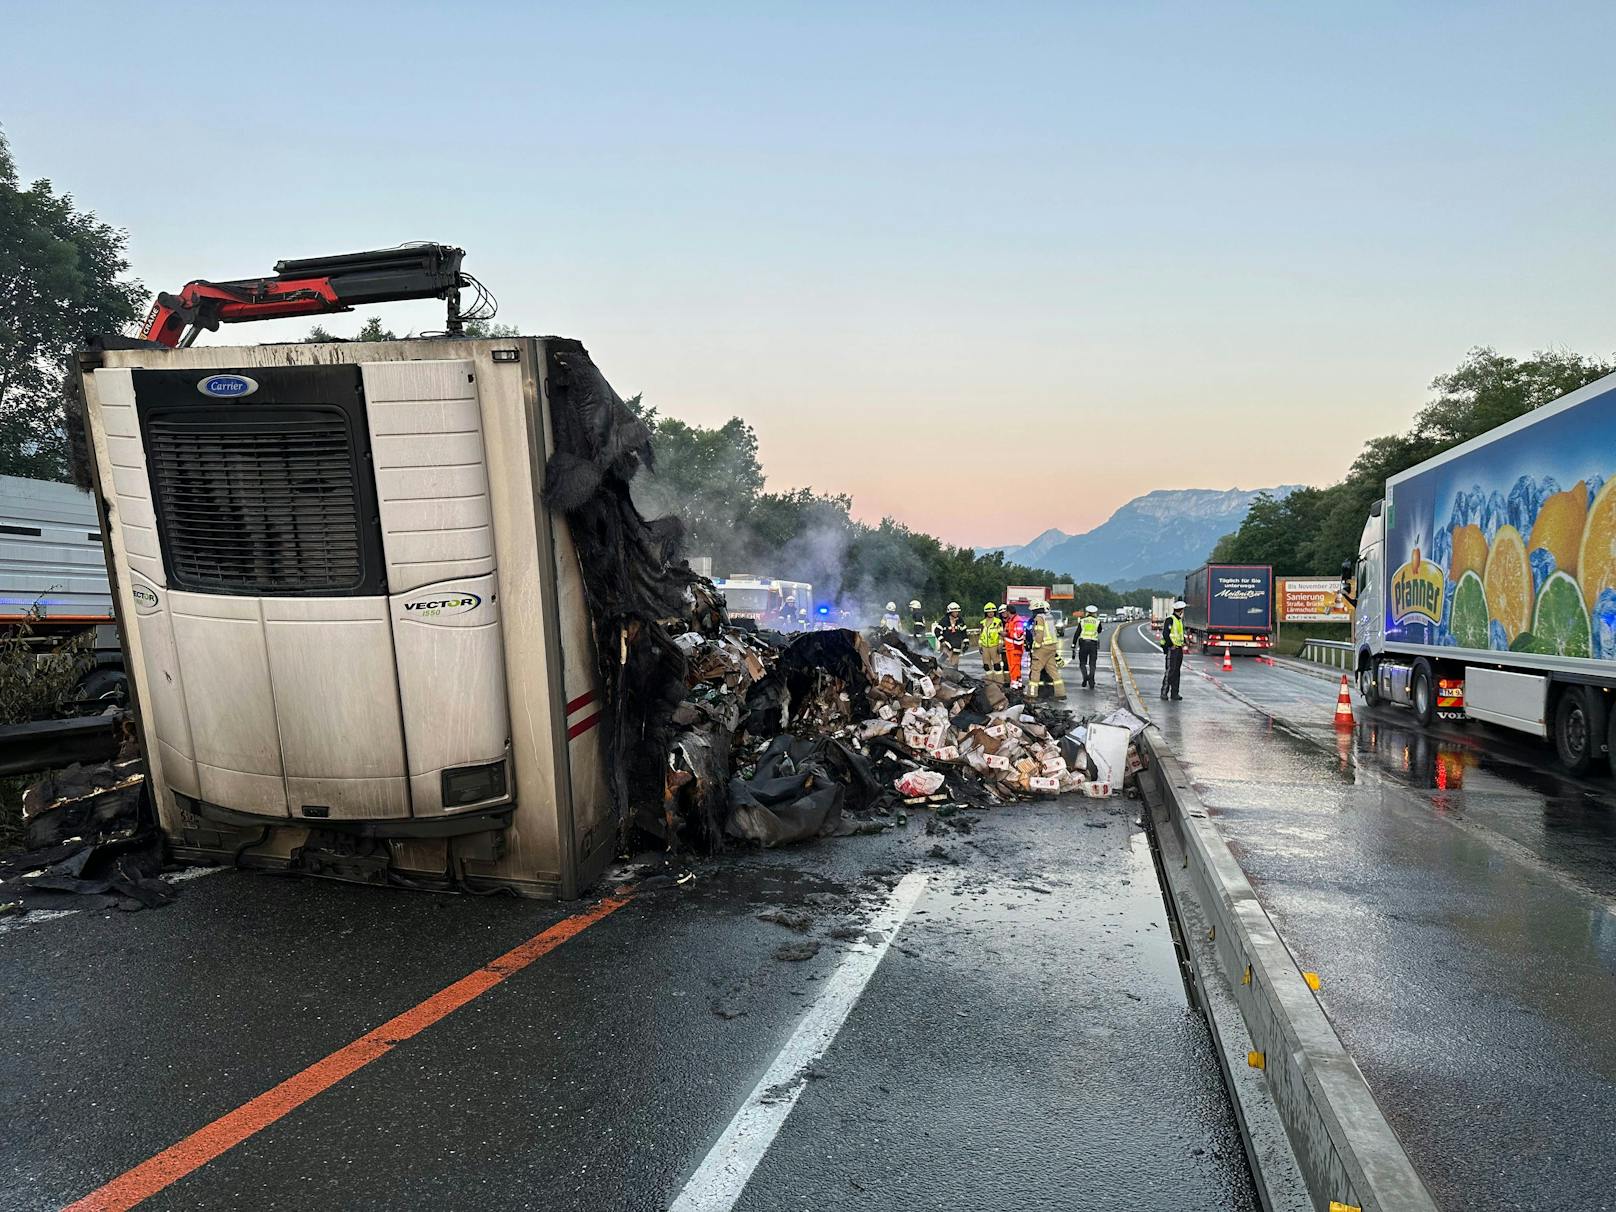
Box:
[1222,646,1233,672]
[1333,675,1355,730]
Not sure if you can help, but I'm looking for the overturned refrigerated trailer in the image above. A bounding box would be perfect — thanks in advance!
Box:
[74,336,679,897]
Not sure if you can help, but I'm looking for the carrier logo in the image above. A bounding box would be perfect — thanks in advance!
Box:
[1390,557,1444,625]
[403,591,482,618]
[197,374,259,399]
[131,585,159,610]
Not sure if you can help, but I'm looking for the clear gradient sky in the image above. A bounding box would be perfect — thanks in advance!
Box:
[5,2,1613,547]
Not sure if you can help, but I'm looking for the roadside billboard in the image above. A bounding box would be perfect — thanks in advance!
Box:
[1280,577,1352,622]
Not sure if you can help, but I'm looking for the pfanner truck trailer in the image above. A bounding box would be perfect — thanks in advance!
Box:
[75,336,624,896]
[1350,371,1616,774]
[1183,564,1274,653]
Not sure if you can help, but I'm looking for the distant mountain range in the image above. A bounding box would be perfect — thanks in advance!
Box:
[980,486,1302,588]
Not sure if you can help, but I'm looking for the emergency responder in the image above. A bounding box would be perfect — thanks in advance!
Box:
[780,594,798,631]
[881,601,902,632]
[1025,601,1065,700]
[909,599,927,644]
[1075,604,1103,689]
[934,602,968,667]
[978,603,1005,683]
[1161,599,1188,701]
[1004,604,1028,687]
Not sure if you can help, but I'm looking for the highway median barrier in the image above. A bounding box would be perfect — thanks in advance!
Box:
[1111,628,1437,1212]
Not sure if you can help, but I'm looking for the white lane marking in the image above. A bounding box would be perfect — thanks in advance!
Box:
[0,864,226,936]
[1134,621,1163,652]
[671,871,929,1211]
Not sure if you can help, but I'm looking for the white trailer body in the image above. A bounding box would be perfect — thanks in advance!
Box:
[1352,370,1616,773]
[78,337,616,896]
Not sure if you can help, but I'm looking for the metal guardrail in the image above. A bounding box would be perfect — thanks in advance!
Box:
[0,715,122,776]
[1298,638,1355,670]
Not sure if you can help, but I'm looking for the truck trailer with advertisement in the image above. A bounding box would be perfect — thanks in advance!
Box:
[1350,371,1616,774]
[1182,564,1274,653]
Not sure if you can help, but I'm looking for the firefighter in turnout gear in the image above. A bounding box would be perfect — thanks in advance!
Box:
[934,602,968,667]
[978,603,1005,683]
[1075,604,1102,689]
[1025,601,1065,700]
[881,601,902,632]
[1161,599,1188,701]
[909,599,927,644]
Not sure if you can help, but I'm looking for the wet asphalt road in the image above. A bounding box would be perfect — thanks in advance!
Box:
[1117,622,1616,1212]
[1,642,1254,1212]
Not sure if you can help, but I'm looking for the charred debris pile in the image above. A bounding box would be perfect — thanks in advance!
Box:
[655,605,1131,849]
[542,353,1143,854]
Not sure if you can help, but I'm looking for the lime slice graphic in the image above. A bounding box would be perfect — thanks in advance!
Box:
[1530,571,1592,657]
[1450,571,1489,649]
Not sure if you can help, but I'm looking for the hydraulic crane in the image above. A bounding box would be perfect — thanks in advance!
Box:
[140,243,489,347]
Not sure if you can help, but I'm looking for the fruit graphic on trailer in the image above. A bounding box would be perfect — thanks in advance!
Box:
[1450,523,1488,581]
[1530,571,1592,658]
[1527,480,1586,578]
[1579,477,1616,613]
[1484,525,1531,644]
[1449,571,1489,650]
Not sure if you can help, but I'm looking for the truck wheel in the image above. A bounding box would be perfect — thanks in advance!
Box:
[1359,660,1380,707]
[76,666,128,708]
[1553,687,1606,775]
[1411,661,1436,727]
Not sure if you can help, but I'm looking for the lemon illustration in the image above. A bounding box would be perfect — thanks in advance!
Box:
[1450,523,1488,581]
[1450,571,1489,649]
[1484,525,1531,644]
[1528,481,1586,578]
[1578,477,1616,612]
[1530,571,1591,658]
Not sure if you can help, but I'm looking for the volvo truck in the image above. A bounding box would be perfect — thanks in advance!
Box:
[1349,371,1616,775]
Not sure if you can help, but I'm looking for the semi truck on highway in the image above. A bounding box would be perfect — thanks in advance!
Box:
[1349,370,1616,774]
[1182,564,1274,653]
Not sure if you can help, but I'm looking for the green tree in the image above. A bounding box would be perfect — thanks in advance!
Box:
[1210,347,1616,576]
[0,130,144,480]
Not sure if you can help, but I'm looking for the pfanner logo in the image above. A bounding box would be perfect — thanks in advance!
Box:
[197,374,258,399]
[403,591,482,619]
[1391,557,1444,625]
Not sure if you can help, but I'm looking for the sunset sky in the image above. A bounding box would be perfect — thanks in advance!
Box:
[6,2,1613,548]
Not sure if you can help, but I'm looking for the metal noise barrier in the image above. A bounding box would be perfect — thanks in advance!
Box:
[1111,631,1438,1212]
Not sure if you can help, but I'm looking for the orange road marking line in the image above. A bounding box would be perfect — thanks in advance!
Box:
[64,893,632,1212]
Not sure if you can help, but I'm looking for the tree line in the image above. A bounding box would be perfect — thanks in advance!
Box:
[625,400,1155,620]
[1208,347,1616,575]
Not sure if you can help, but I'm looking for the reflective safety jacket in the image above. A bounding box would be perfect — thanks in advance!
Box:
[1030,616,1059,650]
[1006,614,1029,645]
[1079,616,1101,641]
[979,614,1003,645]
[1166,615,1186,647]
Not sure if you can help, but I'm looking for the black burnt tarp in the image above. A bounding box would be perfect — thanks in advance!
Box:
[540,340,703,840]
[0,752,176,913]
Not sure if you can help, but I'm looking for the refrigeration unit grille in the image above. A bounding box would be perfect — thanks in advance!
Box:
[145,409,367,593]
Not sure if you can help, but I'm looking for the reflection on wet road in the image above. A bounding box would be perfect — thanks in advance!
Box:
[1119,623,1616,1212]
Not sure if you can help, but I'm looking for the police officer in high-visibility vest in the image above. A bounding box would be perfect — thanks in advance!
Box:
[1161,599,1188,701]
[1075,604,1103,689]
[1025,601,1065,700]
[977,603,1005,683]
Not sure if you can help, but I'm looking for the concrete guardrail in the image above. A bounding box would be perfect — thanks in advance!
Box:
[1111,629,1437,1212]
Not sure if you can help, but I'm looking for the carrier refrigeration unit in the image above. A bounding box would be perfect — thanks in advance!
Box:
[77,336,619,897]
